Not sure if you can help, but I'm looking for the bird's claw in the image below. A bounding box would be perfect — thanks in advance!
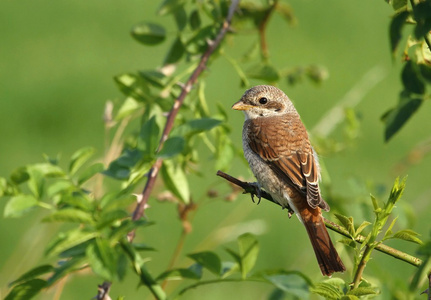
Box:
[249,182,262,204]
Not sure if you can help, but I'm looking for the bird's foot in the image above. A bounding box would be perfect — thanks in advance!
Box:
[248,182,262,204]
[282,205,295,218]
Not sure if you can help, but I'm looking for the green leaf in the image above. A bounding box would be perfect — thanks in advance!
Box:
[42,208,94,224]
[347,287,378,296]
[237,233,259,279]
[188,251,222,276]
[26,167,44,199]
[138,116,160,158]
[310,282,343,300]
[413,1,431,39]
[158,0,186,16]
[57,194,93,212]
[382,92,423,142]
[419,63,431,83]
[10,167,30,184]
[157,137,185,159]
[77,163,104,185]
[402,60,425,94]
[160,160,190,203]
[382,216,398,241]
[389,10,409,56]
[103,148,144,180]
[156,268,201,281]
[47,180,75,198]
[47,257,85,286]
[5,279,47,300]
[69,147,95,176]
[392,229,423,244]
[172,118,222,137]
[163,36,185,65]
[4,195,39,218]
[45,229,98,257]
[246,64,280,82]
[30,163,65,178]
[390,0,407,10]
[96,209,129,229]
[334,213,355,237]
[115,97,142,121]
[131,22,166,46]
[262,271,311,299]
[9,265,54,287]
[220,261,239,278]
[86,239,119,281]
[173,6,187,31]
[189,10,201,30]
[355,221,371,237]
[114,73,151,102]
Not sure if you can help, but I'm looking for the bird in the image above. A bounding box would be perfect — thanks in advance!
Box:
[232,85,345,276]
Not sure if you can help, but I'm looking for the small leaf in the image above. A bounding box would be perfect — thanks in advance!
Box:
[160,160,190,203]
[4,195,39,218]
[246,64,280,82]
[355,221,371,237]
[69,147,95,176]
[115,97,142,121]
[172,118,222,137]
[334,213,355,237]
[402,60,425,94]
[158,0,186,16]
[189,10,201,30]
[5,279,47,300]
[347,287,378,296]
[131,22,166,45]
[96,209,129,229]
[391,0,407,10]
[10,167,30,184]
[310,282,343,299]
[47,257,85,286]
[173,5,187,31]
[137,116,160,158]
[382,217,398,241]
[42,208,94,224]
[413,1,431,39]
[45,229,98,257]
[237,233,259,279]
[392,229,423,245]
[188,251,222,276]
[114,74,151,102]
[382,92,423,142]
[86,239,119,281]
[163,37,185,65]
[156,268,201,281]
[220,261,239,278]
[77,163,104,185]
[262,271,311,299]
[9,265,54,287]
[389,10,409,56]
[157,137,185,159]
[370,194,380,211]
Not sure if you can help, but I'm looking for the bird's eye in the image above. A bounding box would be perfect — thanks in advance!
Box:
[259,97,268,104]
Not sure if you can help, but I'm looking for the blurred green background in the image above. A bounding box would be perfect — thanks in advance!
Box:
[1,0,431,299]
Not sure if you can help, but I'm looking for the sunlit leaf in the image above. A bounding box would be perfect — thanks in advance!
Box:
[237,233,259,279]
[355,221,371,237]
[42,208,94,224]
[160,160,190,203]
[347,287,378,296]
[310,282,343,299]
[392,229,423,245]
[45,229,98,257]
[158,0,186,16]
[382,217,398,241]
[4,195,39,218]
[114,73,151,102]
[115,97,142,121]
[77,163,104,185]
[69,147,95,176]
[131,22,166,45]
[334,213,355,237]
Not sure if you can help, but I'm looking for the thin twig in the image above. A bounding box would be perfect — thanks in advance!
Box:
[216,170,423,268]
[258,0,278,61]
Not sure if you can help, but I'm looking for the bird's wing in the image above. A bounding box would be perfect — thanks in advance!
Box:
[246,117,329,211]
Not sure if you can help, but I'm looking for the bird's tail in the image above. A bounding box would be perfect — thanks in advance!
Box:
[302,213,345,276]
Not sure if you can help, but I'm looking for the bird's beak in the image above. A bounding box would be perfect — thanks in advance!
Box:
[232,100,253,111]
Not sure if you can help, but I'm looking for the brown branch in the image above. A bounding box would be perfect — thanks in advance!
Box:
[216,170,423,268]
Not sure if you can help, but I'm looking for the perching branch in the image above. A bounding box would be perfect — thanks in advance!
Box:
[216,170,423,268]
